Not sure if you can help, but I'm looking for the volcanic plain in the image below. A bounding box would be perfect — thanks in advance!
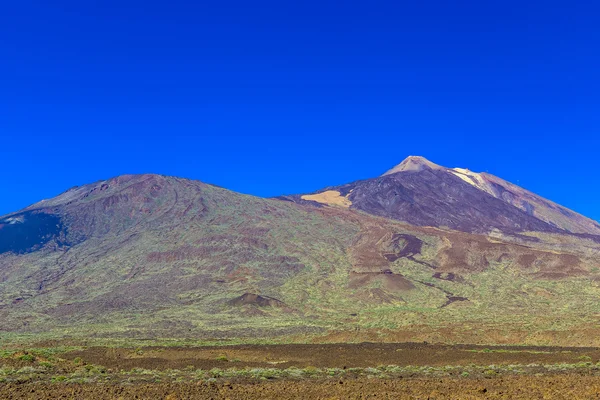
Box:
[4,342,600,399]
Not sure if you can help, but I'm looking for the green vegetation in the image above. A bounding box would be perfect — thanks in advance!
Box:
[0,347,83,360]
[1,343,600,386]
[18,354,36,362]
[2,359,600,385]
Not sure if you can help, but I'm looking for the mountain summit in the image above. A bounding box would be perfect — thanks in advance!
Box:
[382,156,444,175]
[382,156,444,176]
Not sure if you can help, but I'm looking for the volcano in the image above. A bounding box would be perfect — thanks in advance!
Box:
[0,160,599,345]
[284,156,600,235]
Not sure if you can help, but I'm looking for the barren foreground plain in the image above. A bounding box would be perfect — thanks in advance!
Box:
[3,342,600,399]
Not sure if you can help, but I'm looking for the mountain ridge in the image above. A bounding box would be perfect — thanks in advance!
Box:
[1,160,600,345]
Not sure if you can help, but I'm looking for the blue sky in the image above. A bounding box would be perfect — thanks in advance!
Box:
[1,0,599,221]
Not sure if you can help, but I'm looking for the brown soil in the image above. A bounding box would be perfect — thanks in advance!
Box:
[61,343,600,370]
[3,375,600,399]
[4,343,600,399]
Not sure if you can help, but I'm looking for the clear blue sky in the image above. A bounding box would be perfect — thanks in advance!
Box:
[1,0,599,221]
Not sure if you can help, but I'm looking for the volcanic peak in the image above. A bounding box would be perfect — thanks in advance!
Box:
[382,156,444,176]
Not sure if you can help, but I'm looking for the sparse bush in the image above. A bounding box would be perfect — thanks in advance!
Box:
[17,366,40,374]
[325,367,344,376]
[18,354,35,362]
[91,365,107,374]
[285,367,305,379]
[302,366,320,376]
[0,366,15,376]
[39,361,54,370]
[384,365,402,373]
[364,367,381,376]
[209,368,223,378]
[132,368,156,375]
[0,351,15,359]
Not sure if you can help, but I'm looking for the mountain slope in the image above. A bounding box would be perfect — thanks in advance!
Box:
[0,174,359,337]
[0,168,599,345]
[287,156,600,236]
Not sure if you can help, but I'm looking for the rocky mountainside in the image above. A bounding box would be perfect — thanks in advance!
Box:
[1,162,600,345]
[285,156,600,236]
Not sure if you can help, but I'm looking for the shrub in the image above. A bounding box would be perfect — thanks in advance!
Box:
[39,362,54,369]
[249,368,281,380]
[364,367,381,376]
[0,366,15,376]
[209,368,223,378]
[18,354,35,362]
[17,366,39,374]
[325,368,343,376]
[91,365,107,374]
[302,366,320,376]
[384,365,402,373]
[0,351,15,359]
[285,367,305,379]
